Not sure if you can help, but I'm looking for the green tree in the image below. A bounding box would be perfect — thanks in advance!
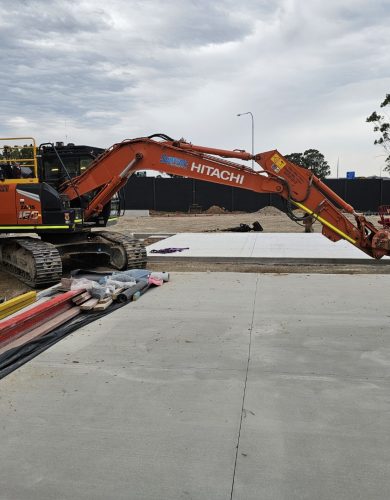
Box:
[366,94,390,172]
[284,149,331,179]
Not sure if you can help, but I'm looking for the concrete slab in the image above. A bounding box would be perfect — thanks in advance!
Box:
[1,273,390,500]
[232,274,390,500]
[0,273,255,500]
[147,233,390,262]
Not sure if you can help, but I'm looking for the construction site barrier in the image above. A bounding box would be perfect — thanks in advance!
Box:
[123,177,390,213]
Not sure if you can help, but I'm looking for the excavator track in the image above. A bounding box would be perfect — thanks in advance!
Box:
[94,231,147,270]
[0,237,62,288]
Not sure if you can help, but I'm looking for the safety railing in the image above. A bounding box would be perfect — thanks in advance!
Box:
[0,137,38,183]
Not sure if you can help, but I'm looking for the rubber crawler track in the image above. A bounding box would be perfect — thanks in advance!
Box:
[95,231,147,269]
[0,237,62,287]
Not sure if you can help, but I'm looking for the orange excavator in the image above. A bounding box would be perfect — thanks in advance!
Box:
[1,133,389,286]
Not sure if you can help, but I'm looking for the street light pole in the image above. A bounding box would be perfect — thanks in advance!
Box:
[237,111,254,168]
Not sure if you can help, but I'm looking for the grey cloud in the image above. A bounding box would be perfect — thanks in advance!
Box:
[1,0,108,35]
[1,0,389,177]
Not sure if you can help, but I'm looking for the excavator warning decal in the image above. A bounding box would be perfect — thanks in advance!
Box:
[270,153,286,173]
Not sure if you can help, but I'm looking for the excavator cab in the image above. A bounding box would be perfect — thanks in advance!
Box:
[37,142,122,226]
[39,142,104,188]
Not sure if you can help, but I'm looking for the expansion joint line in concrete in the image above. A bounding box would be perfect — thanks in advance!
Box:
[229,274,259,500]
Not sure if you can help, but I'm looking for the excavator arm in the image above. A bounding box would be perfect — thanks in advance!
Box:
[61,135,390,259]
[254,149,390,259]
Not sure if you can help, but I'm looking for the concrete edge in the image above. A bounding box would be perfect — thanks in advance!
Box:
[147,256,390,266]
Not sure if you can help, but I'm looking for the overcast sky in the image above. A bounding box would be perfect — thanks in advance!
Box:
[2,0,390,177]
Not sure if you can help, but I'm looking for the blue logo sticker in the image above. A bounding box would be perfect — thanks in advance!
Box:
[160,154,188,169]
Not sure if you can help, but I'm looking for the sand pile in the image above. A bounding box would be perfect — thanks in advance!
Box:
[255,206,282,215]
[205,205,227,214]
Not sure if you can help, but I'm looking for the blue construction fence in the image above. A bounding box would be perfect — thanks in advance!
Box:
[122,177,390,213]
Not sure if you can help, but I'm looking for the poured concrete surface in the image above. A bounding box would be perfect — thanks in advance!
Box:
[1,273,390,499]
[147,233,390,261]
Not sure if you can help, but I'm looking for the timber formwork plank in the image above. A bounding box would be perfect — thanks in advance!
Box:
[0,307,81,355]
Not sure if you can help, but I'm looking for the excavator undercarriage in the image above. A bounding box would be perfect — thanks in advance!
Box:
[45,231,148,270]
[0,232,147,287]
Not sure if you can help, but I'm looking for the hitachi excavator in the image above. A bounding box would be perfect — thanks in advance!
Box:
[1,134,389,287]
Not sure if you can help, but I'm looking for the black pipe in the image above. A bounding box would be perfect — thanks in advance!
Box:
[116,280,149,303]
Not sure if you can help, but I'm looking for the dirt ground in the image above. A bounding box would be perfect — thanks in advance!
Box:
[0,270,31,301]
[114,208,380,235]
[0,209,384,300]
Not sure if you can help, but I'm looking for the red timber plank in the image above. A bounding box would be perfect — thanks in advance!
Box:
[0,290,85,349]
[0,307,81,355]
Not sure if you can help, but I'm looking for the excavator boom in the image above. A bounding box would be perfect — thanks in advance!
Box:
[62,135,390,259]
